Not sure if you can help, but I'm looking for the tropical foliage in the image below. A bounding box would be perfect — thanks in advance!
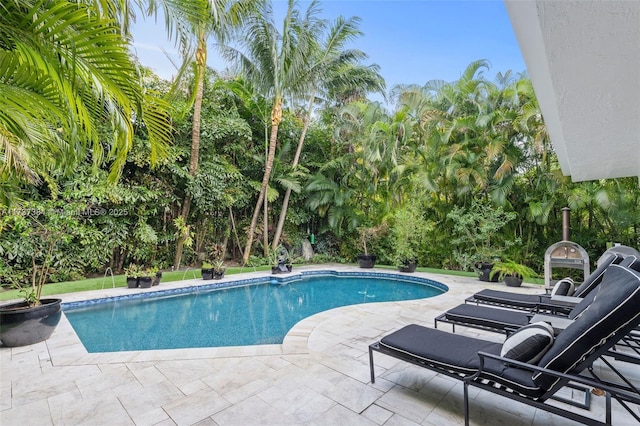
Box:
[1,0,638,295]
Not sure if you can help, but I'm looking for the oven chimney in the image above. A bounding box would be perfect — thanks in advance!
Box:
[562,207,571,241]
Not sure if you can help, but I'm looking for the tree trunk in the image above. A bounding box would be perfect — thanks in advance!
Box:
[174,32,206,269]
[229,207,243,258]
[272,92,315,249]
[242,98,283,264]
[263,194,268,255]
[263,123,269,256]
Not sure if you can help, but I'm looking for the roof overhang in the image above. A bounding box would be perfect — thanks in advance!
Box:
[504,0,640,183]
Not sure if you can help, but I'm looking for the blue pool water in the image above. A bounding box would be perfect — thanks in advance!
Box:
[63,272,447,352]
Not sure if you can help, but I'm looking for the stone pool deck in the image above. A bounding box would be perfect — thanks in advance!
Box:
[1,266,638,425]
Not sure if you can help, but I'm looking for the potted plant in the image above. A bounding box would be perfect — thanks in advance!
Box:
[356,226,380,268]
[201,262,214,280]
[139,267,158,288]
[489,260,537,287]
[124,263,142,288]
[0,210,65,347]
[202,243,225,280]
[474,258,501,283]
[212,259,226,280]
[152,270,162,286]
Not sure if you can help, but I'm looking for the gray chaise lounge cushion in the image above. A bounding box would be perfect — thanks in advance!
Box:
[472,290,549,309]
[444,304,529,330]
[533,265,640,390]
[571,254,623,298]
[379,325,543,397]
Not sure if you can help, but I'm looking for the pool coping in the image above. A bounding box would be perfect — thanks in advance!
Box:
[46,267,450,366]
[61,269,449,310]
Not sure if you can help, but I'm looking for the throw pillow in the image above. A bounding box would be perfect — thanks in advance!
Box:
[501,321,554,364]
[551,277,575,296]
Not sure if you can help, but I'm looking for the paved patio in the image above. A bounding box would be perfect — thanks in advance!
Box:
[1,267,638,425]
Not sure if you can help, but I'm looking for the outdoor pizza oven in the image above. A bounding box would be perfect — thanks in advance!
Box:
[543,208,590,292]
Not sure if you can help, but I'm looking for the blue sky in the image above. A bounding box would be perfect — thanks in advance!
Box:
[131,0,526,97]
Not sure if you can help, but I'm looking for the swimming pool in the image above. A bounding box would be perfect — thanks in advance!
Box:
[63,271,447,352]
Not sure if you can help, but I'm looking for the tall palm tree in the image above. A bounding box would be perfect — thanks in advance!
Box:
[271,14,386,249]
[1,0,172,204]
[222,0,319,264]
[168,0,256,268]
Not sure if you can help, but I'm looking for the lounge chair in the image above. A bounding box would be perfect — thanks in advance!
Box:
[369,264,640,425]
[435,292,592,335]
[465,253,624,312]
[435,266,640,368]
[437,255,640,335]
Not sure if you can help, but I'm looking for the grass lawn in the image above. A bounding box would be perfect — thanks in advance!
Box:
[0,266,270,301]
[0,264,543,302]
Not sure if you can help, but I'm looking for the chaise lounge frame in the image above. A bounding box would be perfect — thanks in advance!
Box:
[369,320,640,425]
[369,264,640,425]
[464,253,625,313]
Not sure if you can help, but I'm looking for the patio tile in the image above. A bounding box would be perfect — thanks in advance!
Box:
[361,403,393,425]
[322,375,383,413]
[211,395,295,425]
[306,403,377,426]
[383,413,421,426]
[177,379,211,396]
[256,381,328,416]
[200,359,276,395]
[130,407,173,426]
[222,378,271,404]
[0,399,53,426]
[126,364,168,386]
[117,380,184,421]
[75,365,139,398]
[155,360,220,388]
[375,385,435,424]
[50,393,134,426]
[189,418,216,426]
[287,391,337,424]
[162,388,230,426]
[381,364,438,393]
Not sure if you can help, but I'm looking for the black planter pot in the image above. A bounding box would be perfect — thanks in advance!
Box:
[357,254,376,268]
[213,271,225,280]
[0,298,62,347]
[504,275,523,287]
[398,261,417,273]
[152,272,162,286]
[475,262,499,282]
[202,269,214,280]
[126,277,138,288]
[138,276,153,288]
